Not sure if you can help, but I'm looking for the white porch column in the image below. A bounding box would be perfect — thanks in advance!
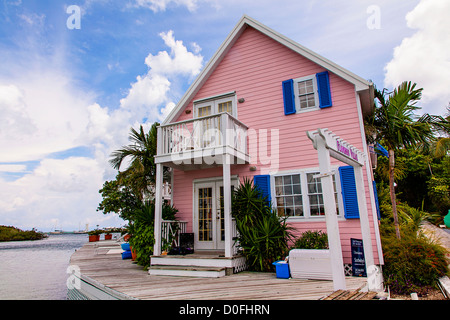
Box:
[153,163,163,256]
[316,136,346,291]
[353,165,376,288]
[223,154,233,258]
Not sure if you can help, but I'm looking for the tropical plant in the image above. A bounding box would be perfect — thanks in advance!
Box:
[232,178,293,272]
[97,174,141,222]
[369,81,449,239]
[381,231,448,295]
[291,230,328,250]
[109,123,168,201]
[128,200,178,267]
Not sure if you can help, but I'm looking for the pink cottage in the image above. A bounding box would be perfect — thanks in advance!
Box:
[152,16,383,287]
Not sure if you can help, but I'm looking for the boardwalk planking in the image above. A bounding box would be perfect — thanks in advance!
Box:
[70,241,367,300]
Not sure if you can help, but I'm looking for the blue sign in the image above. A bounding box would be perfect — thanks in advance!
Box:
[351,238,366,277]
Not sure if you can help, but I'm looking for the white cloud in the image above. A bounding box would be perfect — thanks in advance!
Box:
[119,30,203,123]
[384,0,450,115]
[0,71,93,162]
[134,0,199,12]
[145,31,203,78]
[0,28,203,231]
[0,165,27,173]
[0,157,121,231]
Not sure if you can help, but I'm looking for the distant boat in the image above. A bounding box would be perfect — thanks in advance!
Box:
[49,229,63,235]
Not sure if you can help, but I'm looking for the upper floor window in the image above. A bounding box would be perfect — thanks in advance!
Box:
[282,71,332,115]
[293,75,319,112]
[194,92,237,118]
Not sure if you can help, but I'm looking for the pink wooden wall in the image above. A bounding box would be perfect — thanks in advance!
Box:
[171,26,380,264]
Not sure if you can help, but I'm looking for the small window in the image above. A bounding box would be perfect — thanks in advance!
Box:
[293,75,319,112]
[218,101,232,113]
[197,105,212,118]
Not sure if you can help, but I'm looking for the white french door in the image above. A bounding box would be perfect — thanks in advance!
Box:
[193,180,236,250]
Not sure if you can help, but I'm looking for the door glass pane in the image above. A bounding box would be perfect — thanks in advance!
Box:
[218,101,232,113]
[198,187,212,241]
[197,105,211,118]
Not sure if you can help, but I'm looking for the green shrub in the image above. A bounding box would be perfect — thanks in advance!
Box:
[0,225,45,241]
[128,200,178,267]
[382,232,448,295]
[292,230,328,249]
[232,178,293,272]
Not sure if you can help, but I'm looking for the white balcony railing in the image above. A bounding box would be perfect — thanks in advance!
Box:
[157,112,248,163]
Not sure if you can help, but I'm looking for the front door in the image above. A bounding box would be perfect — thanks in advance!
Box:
[194,180,235,250]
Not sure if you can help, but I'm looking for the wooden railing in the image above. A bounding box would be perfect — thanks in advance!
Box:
[158,112,248,157]
[161,220,187,251]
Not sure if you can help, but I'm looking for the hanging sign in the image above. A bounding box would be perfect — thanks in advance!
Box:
[351,238,366,277]
[307,128,365,166]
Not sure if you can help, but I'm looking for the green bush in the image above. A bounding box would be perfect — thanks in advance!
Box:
[0,226,45,241]
[128,200,178,267]
[292,230,328,249]
[232,178,293,272]
[382,232,448,295]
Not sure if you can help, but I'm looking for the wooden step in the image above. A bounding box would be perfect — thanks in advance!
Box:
[148,265,226,278]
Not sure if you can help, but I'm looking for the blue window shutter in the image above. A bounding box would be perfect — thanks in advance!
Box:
[372,181,381,220]
[253,175,271,204]
[316,71,332,108]
[282,79,296,115]
[338,166,359,219]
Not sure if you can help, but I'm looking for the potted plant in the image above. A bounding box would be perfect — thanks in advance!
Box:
[104,230,112,240]
[88,229,101,242]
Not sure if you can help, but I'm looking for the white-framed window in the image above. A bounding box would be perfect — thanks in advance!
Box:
[293,75,319,112]
[194,93,237,118]
[272,169,342,219]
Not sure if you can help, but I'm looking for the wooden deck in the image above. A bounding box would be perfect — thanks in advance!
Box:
[69,240,367,300]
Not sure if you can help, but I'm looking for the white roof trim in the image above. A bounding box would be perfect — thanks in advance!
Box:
[163,15,372,125]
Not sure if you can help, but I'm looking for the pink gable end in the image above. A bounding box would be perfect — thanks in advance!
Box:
[171,26,380,264]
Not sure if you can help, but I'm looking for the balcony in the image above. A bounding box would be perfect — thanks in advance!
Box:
[155,112,250,170]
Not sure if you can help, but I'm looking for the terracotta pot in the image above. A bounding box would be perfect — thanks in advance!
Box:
[104,234,112,240]
[89,235,100,242]
[124,234,131,242]
[130,246,137,261]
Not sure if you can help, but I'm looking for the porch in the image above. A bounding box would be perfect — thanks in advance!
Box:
[69,241,368,300]
[153,112,250,259]
[152,220,245,278]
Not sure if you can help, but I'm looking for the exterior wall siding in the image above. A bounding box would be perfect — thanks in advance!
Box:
[170,26,380,264]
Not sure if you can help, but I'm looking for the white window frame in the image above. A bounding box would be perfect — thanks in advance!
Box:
[194,93,237,119]
[270,167,345,221]
[293,75,320,113]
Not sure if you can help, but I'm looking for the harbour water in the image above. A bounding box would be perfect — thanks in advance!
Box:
[0,233,88,300]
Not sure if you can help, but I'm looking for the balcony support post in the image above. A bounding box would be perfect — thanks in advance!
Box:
[153,163,163,256]
[223,154,233,258]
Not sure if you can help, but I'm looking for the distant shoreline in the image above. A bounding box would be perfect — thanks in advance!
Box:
[0,225,47,242]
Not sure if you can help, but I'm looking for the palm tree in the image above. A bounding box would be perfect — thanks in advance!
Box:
[432,106,450,158]
[109,123,159,201]
[371,81,438,239]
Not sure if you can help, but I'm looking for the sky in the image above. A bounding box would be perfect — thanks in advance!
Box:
[0,0,449,232]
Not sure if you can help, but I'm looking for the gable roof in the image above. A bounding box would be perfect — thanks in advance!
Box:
[163,15,374,124]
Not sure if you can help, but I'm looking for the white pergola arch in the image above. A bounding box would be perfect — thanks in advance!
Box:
[307,128,378,291]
